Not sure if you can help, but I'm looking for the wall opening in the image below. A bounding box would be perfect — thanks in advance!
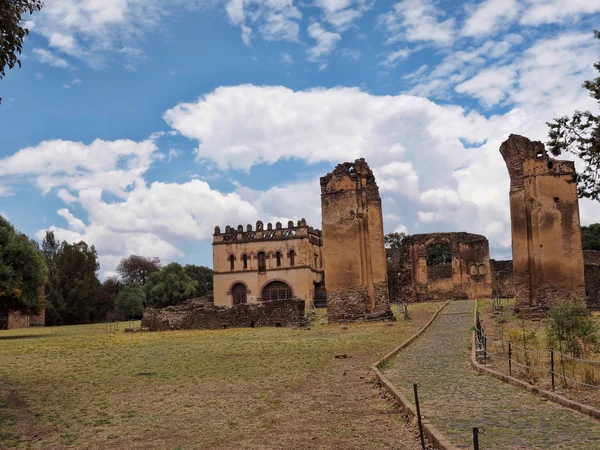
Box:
[275,251,282,267]
[229,254,235,271]
[262,281,292,301]
[242,254,248,269]
[257,252,266,273]
[426,243,453,279]
[231,283,247,305]
[289,250,296,267]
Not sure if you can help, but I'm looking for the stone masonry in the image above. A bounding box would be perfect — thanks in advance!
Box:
[320,159,391,322]
[142,298,306,331]
[500,134,586,312]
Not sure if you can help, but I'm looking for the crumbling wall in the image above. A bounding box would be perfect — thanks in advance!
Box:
[500,134,586,312]
[5,310,45,329]
[320,159,391,322]
[585,250,600,310]
[142,299,306,331]
[386,244,413,303]
[408,232,492,301]
[490,260,516,298]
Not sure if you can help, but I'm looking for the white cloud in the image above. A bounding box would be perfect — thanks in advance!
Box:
[281,52,294,64]
[32,48,71,68]
[307,23,341,61]
[225,0,301,45]
[0,138,158,196]
[462,0,519,37]
[521,0,600,26]
[57,208,86,231]
[381,48,411,68]
[455,66,517,107]
[379,0,455,46]
[314,0,371,31]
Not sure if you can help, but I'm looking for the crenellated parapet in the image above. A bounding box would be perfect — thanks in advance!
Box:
[213,219,323,246]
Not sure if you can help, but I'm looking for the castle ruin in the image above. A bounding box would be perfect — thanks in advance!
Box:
[500,134,586,312]
[320,159,391,322]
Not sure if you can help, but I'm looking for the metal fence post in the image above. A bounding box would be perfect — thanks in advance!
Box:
[508,342,512,375]
[473,427,480,450]
[550,349,555,391]
[483,331,487,365]
[413,383,426,450]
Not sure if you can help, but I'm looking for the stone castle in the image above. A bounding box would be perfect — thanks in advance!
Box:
[143,136,600,330]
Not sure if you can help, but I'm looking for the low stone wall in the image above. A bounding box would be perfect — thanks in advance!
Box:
[585,251,600,310]
[490,260,515,298]
[327,284,393,322]
[6,310,45,329]
[142,299,306,331]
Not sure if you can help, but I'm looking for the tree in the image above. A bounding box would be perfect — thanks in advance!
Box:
[384,232,406,249]
[117,255,161,286]
[0,215,46,316]
[183,264,213,298]
[114,284,145,320]
[0,0,44,104]
[145,262,197,308]
[547,30,600,201]
[426,243,452,266]
[582,223,600,251]
[42,233,103,325]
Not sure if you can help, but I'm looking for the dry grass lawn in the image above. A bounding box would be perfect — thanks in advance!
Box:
[0,303,439,450]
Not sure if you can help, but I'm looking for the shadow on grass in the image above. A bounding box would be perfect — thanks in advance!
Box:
[0,334,53,341]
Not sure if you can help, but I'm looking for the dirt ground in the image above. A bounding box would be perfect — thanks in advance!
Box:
[0,303,439,450]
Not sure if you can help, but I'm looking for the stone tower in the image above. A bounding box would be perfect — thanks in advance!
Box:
[500,134,586,312]
[320,158,391,322]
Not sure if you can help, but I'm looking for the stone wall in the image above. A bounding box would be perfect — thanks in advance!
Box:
[142,299,306,331]
[585,250,600,310]
[500,134,586,312]
[490,260,516,298]
[386,245,413,304]
[320,159,391,322]
[6,310,45,329]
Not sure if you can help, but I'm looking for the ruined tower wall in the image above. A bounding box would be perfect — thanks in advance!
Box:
[500,134,586,311]
[320,159,391,322]
[585,250,600,310]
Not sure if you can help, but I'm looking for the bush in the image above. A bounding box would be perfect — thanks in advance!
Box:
[115,285,145,320]
[546,301,598,358]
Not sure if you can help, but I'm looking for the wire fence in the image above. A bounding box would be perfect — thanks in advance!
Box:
[475,310,600,391]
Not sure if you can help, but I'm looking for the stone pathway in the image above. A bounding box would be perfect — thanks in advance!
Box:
[385,300,600,449]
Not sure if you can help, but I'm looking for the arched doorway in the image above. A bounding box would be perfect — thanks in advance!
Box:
[231,282,248,305]
[261,280,293,302]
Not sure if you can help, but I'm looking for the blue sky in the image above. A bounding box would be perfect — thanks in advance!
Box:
[1,0,600,276]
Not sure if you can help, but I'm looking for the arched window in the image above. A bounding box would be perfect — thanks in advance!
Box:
[289,250,296,267]
[257,252,267,272]
[242,254,248,270]
[231,283,247,305]
[478,264,487,275]
[262,281,292,302]
[228,254,235,271]
[275,251,282,267]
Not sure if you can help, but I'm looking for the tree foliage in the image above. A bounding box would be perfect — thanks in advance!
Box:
[426,243,452,266]
[384,232,405,249]
[145,262,197,308]
[115,284,145,320]
[183,264,213,298]
[582,223,600,251]
[117,255,161,286]
[0,215,46,315]
[0,0,44,104]
[42,231,104,325]
[547,30,600,201]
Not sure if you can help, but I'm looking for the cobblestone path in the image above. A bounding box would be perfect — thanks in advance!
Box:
[385,300,600,449]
